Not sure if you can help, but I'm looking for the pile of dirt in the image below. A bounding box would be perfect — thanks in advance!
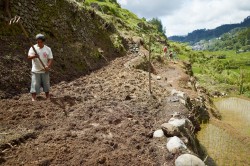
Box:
[0,52,201,165]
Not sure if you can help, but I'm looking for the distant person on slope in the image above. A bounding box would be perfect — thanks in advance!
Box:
[163,45,168,57]
[169,50,173,61]
[28,34,53,101]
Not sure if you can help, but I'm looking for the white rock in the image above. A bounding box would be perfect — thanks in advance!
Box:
[171,112,181,118]
[171,89,179,96]
[161,123,180,136]
[187,81,192,88]
[177,91,187,100]
[166,136,187,153]
[171,89,187,104]
[175,154,206,166]
[153,129,164,138]
[168,118,186,128]
[179,98,186,105]
[156,76,161,80]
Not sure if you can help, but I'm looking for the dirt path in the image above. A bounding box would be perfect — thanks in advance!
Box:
[155,61,197,98]
[0,53,193,165]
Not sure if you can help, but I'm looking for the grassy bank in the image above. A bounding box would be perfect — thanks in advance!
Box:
[169,41,250,97]
[190,50,250,97]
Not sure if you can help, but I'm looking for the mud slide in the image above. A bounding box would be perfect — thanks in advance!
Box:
[0,52,194,165]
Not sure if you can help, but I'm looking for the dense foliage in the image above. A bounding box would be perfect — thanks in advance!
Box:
[148,17,166,35]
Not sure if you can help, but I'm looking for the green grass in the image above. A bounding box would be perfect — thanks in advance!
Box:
[188,50,250,97]
[85,0,142,29]
[192,65,202,74]
[83,0,167,57]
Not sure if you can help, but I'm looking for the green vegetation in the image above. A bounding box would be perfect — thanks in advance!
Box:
[82,0,250,98]
[185,50,250,97]
[84,0,168,56]
[170,16,250,98]
[195,27,250,51]
[169,15,250,98]
[148,17,166,35]
[85,0,141,27]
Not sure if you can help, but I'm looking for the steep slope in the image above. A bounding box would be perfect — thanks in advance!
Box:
[0,0,124,98]
[0,0,167,98]
[169,16,250,44]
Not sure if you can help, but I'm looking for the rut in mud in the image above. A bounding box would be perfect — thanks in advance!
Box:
[0,52,195,166]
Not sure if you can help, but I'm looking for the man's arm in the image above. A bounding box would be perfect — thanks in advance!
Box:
[28,54,38,60]
[45,59,53,72]
[47,59,53,68]
[27,46,38,60]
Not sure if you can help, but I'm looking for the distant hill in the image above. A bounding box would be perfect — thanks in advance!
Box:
[169,16,250,44]
[192,27,250,51]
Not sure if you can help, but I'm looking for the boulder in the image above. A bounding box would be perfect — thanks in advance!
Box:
[170,89,187,104]
[175,154,205,166]
[168,118,186,128]
[168,118,194,131]
[153,129,164,138]
[161,123,180,136]
[166,136,187,153]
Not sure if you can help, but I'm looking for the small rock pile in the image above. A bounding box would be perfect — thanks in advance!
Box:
[127,36,144,54]
[153,89,206,166]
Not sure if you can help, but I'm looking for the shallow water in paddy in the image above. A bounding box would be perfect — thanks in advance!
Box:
[197,97,250,166]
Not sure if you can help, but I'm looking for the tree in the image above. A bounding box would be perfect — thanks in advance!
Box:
[148,18,165,34]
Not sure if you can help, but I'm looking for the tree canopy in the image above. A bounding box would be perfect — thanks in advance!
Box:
[148,18,166,35]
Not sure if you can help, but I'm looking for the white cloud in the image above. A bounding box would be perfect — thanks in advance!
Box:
[118,0,127,5]
[117,0,187,18]
[117,0,250,36]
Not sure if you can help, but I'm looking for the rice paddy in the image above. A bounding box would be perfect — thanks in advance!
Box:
[197,97,250,166]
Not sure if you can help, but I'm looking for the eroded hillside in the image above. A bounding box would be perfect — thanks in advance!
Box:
[0,1,211,166]
[0,0,167,98]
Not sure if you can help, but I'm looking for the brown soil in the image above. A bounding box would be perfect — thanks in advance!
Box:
[0,52,196,166]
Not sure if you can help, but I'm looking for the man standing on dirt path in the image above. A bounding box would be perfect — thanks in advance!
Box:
[28,34,53,101]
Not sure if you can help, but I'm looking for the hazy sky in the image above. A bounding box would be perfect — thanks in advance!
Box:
[117,0,250,36]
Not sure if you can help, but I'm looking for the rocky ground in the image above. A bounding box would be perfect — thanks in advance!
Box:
[0,49,204,165]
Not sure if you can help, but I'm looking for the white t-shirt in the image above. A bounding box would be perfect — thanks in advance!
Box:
[28,44,53,73]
